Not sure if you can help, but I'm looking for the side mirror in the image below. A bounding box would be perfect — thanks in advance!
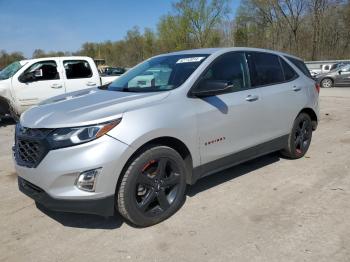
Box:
[34,69,43,78]
[191,79,233,97]
[20,69,43,83]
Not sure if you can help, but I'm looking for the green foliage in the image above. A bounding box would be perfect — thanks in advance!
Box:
[1,0,349,68]
[0,50,25,69]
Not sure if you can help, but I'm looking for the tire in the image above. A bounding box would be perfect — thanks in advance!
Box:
[320,78,333,88]
[8,103,19,122]
[117,146,187,227]
[281,113,313,159]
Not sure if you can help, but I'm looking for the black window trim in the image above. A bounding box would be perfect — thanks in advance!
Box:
[245,51,300,89]
[284,55,312,79]
[188,50,302,98]
[18,60,60,83]
[188,51,252,98]
[278,56,299,82]
[63,59,93,79]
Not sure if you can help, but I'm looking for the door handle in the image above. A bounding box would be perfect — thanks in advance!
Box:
[86,82,97,86]
[51,84,63,89]
[245,94,259,102]
[292,86,301,91]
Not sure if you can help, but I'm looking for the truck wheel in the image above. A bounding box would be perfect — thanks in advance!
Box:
[8,103,19,122]
[117,146,187,227]
[0,99,9,119]
[281,113,313,159]
[320,78,333,88]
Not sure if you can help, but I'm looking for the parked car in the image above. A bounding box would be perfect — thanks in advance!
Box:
[0,56,119,120]
[15,48,319,227]
[102,67,126,76]
[316,64,350,88]
[309,70,318,78]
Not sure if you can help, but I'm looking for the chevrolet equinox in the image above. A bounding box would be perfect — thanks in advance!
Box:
[14,48,320,227]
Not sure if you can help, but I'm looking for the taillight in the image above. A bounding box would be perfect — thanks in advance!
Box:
[315,83,320,93]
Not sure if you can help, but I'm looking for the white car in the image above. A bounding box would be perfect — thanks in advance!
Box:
[0,56,119,120]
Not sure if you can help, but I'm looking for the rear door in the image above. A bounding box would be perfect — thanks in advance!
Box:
[12,59,65,110]
[62,59,100,93]
[246,52,308,140]
[194,52,265,165]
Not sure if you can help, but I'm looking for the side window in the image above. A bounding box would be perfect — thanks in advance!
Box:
[63,60,92,79]
[279,57,298,81]
[342,65,350,72]
[20,60,59,82]
[201,52,249,91]
[246,52,284,87]
[285,56,312,79]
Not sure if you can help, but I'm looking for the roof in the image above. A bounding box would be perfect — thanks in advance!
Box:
[19,56,93,64]
[162,47,302,60]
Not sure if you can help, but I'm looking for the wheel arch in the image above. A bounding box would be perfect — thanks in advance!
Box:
[115,136,194,196]
[298,108,318,130]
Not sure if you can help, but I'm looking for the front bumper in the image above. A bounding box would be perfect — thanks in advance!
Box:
[18,176,115,216]
[15,134,134,216]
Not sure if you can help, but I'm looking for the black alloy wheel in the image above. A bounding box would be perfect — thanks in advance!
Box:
[135,158,181,216]
[117,146,187,227]
[281,113,313,159]
[294,118,312,155]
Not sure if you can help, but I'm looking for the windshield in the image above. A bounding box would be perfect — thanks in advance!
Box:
[0,61,24,80]
[107,54,209,92]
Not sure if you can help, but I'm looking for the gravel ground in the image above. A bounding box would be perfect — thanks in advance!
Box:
[0,88,349,262]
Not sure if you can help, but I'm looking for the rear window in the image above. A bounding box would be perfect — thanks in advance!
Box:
[285,56,312,79]
[280,57,298,81]
[246,52,284,86]
[63,60,92,79]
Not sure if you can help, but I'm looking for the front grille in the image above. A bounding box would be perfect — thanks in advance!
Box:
[16,139,45,167]
[14,124,53,168]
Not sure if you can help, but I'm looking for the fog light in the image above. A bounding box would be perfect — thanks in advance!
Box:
[75,168,101,192]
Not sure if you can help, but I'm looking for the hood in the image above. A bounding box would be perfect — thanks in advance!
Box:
[20,88,170,128]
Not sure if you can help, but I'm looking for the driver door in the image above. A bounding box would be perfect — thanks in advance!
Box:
[12,60,65,110]
[193,52,265,165]
[337,65,350,85]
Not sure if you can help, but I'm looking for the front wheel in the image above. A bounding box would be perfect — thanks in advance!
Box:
[281,113,313,159]
[117,146,187,227]
[320,78,333,88]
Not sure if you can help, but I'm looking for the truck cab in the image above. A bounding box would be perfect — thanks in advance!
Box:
[0,56,119,119]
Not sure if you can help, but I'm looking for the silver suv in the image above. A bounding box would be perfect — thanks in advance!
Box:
[14,48,320,227]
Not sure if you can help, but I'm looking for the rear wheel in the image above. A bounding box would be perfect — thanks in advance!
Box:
[320,78,333,88]
[117,146,187,227]
[281,113,313,159]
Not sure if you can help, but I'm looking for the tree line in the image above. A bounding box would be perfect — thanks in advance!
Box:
[1,0,349,69]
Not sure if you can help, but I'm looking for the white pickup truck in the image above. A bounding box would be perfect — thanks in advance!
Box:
[0,56,119,119]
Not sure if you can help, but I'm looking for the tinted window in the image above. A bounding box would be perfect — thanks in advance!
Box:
[201,52,249,91]
[285,56,312,78]
[21,60,59,82]
[246,52,284,86]
[64,60,92,79]
[280,58,298,81]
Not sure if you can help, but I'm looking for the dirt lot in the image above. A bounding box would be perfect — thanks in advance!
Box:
[0,88,349,262]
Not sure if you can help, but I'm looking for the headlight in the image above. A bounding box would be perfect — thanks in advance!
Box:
[48,119,121,149]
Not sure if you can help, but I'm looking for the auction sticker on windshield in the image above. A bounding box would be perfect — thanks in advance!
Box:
[176,57,205,63]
